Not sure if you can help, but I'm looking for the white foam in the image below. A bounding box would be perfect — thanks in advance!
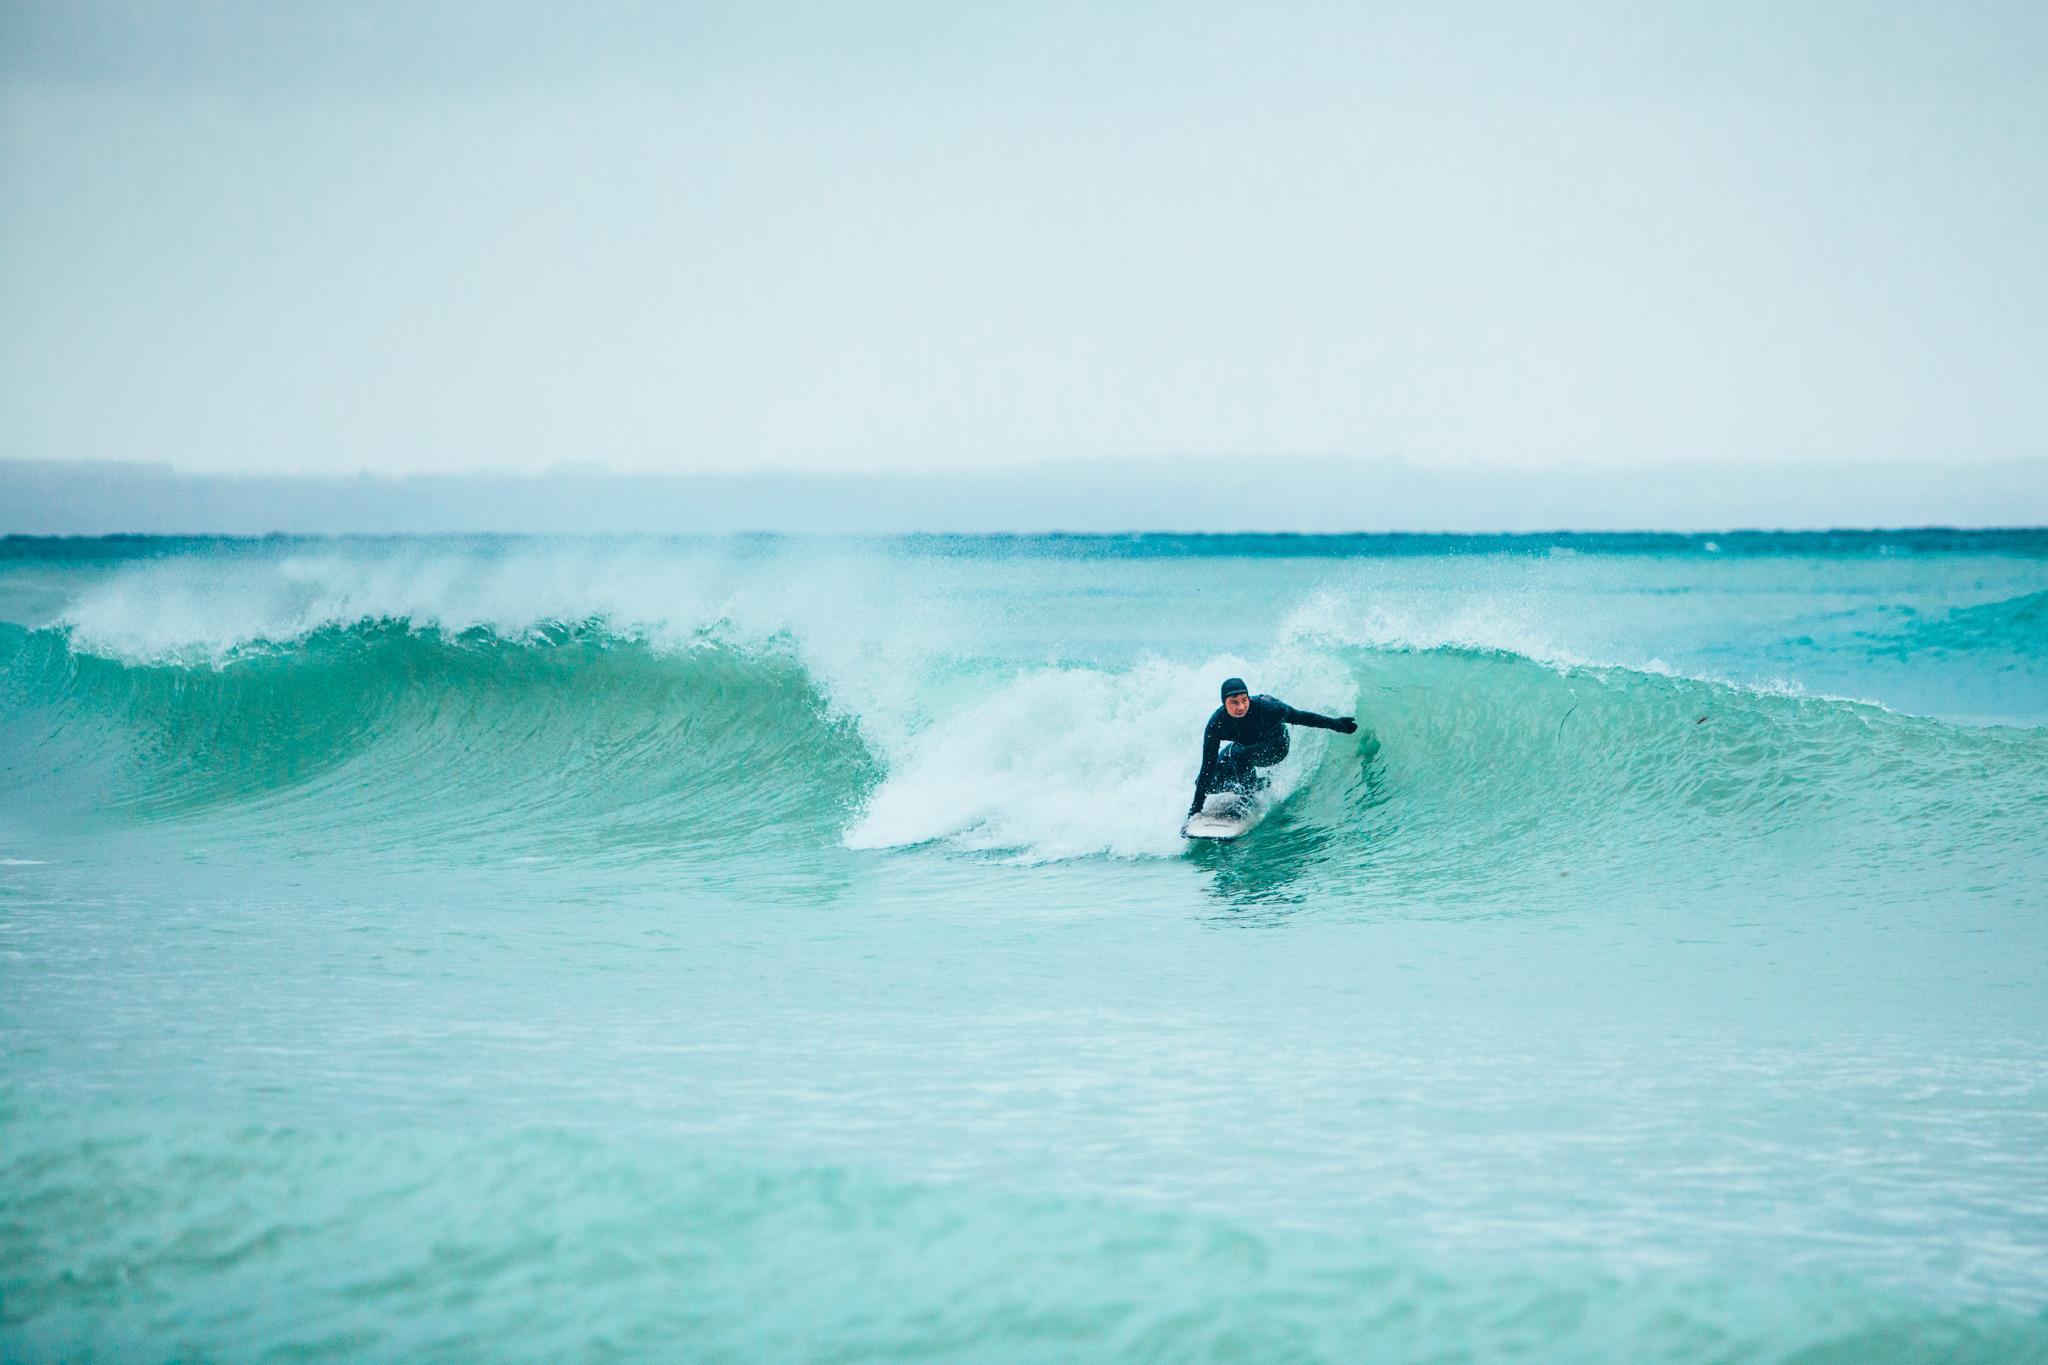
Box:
[844,651,1354,861]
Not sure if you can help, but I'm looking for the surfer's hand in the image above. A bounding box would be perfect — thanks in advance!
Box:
[1332,717,1358,734]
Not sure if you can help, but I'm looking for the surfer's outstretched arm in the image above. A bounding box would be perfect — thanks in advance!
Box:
[1279,703,1358,734]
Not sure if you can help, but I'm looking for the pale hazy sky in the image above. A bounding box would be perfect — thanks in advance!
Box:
[3,1,2044,478]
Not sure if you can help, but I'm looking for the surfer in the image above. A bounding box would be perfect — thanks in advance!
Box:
[1189,677,1357,816]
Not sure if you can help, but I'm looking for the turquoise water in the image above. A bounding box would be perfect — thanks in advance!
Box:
[3,531,2046,1362]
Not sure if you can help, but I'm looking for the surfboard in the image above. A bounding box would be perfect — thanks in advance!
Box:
[1181,792,1261,841]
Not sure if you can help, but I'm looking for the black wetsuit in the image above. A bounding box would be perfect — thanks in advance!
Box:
[1189,695,1351,813]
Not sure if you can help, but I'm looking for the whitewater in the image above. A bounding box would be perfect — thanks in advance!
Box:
[3,530,2046,1363]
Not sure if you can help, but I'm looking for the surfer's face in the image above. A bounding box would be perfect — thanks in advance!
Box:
[1225,692,1251,718]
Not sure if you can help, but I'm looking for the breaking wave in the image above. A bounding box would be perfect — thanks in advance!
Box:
[5,605,2040,910]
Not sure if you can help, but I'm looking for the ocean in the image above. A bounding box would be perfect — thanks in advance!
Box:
[3,530,2046,1362]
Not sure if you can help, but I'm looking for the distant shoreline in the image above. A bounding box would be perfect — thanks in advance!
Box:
[5,457,2046,537]
[5,528,2045,558]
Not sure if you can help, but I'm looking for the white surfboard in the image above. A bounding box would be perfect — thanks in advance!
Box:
[1181,792,1262,841]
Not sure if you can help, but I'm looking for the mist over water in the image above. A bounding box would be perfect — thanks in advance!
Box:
[4,532,2048,1362]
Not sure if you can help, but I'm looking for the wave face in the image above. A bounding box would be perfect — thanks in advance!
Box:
[2,620,873,869]
[3,532,2047,1360]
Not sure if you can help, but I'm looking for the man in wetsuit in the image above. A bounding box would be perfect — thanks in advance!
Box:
[1188,677,1357,816]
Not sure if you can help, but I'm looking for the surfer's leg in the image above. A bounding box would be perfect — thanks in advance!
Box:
[1238,738,1287,791]
[1214,744,1257,794]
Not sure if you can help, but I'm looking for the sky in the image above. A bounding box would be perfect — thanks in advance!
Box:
[2,1,2045,480]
